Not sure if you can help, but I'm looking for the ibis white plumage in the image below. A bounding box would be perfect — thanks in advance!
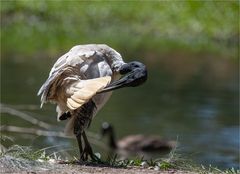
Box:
[38,44,147,161]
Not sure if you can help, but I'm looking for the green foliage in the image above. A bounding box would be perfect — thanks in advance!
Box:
[158,160,173,170]
[1,1,238,59]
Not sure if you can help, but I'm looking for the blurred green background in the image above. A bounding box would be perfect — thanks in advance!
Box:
[1,0,239,169]
[1,1,238,59]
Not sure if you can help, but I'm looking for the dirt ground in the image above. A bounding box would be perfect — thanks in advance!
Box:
[0,155,197,174]
[1,163,196,174]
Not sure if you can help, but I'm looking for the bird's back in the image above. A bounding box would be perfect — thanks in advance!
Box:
[118,135,175,152]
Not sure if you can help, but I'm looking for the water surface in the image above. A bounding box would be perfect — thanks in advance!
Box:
[1,55,239,169]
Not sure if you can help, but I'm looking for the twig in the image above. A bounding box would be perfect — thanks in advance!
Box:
[0,125,70,138]
[1,104,103,141]
[0,103,109,150]
[3,104,41,110]
[0,125,109,150]
[0,104,52,129]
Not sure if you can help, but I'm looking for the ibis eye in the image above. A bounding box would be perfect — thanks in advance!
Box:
[119,64,131,74]
[129,63,137,68]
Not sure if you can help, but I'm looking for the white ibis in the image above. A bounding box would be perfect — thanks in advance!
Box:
[38,44,147,161]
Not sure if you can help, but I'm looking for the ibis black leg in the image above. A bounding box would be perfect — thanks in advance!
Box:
[81,131,99,161]
[74,116,84,161]
[73,100,97,161]
[76,133,83,158]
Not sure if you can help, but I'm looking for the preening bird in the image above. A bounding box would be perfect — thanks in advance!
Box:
[38,44,147,161]
[101,122,176,154]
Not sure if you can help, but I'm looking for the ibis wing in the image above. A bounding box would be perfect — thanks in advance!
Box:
[38,46,99,106]
[66,76,111,110]
[38,44,121,107]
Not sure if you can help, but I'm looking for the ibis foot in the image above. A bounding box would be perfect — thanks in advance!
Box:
[79,131,101,162]
[80,146,100,162]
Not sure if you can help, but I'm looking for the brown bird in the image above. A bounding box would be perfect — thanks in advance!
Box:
[38,44,147,161]
[101,122,176,155]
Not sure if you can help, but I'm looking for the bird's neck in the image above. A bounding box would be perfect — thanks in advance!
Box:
[108,129,117,149]
[100,45,125,72]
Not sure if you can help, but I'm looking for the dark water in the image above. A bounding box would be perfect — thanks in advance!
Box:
[1,55,239,169]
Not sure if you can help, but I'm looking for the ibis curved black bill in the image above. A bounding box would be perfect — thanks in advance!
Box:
[98,61,147,93]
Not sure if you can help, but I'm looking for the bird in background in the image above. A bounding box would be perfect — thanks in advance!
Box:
[101,122,176,158]
[38,44,147,161]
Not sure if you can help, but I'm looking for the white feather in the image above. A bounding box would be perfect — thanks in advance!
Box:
[38,44,125,135]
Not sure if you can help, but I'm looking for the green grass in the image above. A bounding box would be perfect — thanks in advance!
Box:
[1,144,54,161]
[0,144,239,173]
[101,153,240,174]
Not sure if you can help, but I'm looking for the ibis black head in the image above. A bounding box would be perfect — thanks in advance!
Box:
[99,61,147,93]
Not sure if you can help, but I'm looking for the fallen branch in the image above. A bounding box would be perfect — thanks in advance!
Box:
[0,104,108,150]
[0,125,108,150]
[1,103,102,140]
[0,104,52,129]
[3,104,41,110]
[0,125,69,138]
